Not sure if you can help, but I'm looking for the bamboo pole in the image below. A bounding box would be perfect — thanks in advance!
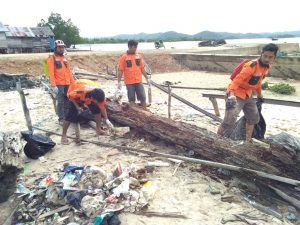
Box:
[40,81,57,115]
[16,81,32,131]
[32,126,300,186]
[269,185,300,209]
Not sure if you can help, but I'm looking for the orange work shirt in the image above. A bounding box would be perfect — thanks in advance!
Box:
[119,53,145,85]
[48,55,74,86]
[227,59,270,99]
[67,79,106,110]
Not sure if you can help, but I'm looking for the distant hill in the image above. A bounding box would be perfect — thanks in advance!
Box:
[113,31,190,40]
[109,30,300,40]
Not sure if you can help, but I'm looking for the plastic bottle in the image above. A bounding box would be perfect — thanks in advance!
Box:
[141,181,157,202]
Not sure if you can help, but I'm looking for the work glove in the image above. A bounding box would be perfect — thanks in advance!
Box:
[105,119,114,129]
[51,86,59,97]
[226,95,237,109]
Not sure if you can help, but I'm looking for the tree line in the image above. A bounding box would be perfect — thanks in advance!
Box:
[38,13,203,47]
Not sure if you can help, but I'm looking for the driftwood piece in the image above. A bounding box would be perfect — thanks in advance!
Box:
[104,102,300,180]
[0,132,23,203]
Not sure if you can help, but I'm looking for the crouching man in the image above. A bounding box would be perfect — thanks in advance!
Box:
[61,79,114,144]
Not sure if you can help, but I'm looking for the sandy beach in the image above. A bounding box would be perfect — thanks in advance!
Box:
[0,49,299,225]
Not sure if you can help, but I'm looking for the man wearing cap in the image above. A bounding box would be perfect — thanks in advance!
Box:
[47,40,74,125]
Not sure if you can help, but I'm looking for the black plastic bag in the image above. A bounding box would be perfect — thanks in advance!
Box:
[66,191,87,209]
[21,131,56,159]
[267,132,300,156]
[225,101,266,140]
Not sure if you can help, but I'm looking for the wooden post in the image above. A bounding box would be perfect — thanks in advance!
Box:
[151,81,223,122]
[168,85,172,119]
[16,81,32,131]
[209,97,220,116]
[148,80,152,105]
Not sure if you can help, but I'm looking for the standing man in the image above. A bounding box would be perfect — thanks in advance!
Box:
[61,79,114,144]
[217,43,278,142]
[118,40,150,109]
[48,40,74,125]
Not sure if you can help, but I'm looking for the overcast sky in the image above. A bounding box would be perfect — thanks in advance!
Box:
[1,0,299,37]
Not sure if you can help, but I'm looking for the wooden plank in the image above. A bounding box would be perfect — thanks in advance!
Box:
[161,85,225,91]
[74,72,117,80]
[202,93,300,107]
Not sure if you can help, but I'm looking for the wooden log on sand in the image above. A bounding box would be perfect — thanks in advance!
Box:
[105,101,300,180]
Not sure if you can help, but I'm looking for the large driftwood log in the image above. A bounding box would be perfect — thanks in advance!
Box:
[106,102,300,180]
[0,132,23,203]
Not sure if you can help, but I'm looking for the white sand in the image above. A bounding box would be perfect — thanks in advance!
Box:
[1,71,298,224]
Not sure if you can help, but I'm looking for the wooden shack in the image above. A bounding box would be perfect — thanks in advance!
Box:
[0,22,8,53]
[0,22,54,53]
[30,26,55,52]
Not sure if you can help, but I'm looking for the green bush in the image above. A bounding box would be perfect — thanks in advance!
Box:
[262,82,269,90]
[269,83,296,95]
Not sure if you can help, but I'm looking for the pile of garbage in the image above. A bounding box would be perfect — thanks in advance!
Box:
[13,162,158,225]
[0,73,36,91]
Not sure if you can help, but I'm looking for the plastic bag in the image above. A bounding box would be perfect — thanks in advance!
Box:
[225,101,266,140]
[21,131,56,159]
[267,132,300,156]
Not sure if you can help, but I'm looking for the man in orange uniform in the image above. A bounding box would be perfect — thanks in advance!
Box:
[61,79,114,144]
[118,40,150,109]
[218,43,278,142]
[47,40,74,125]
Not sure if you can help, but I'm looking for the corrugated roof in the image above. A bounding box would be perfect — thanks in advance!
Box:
[31,26,54,37]
[5,26,35,37]
[0,22,9,32]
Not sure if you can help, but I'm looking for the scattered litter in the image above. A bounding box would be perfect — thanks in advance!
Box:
[12,162,160,224]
